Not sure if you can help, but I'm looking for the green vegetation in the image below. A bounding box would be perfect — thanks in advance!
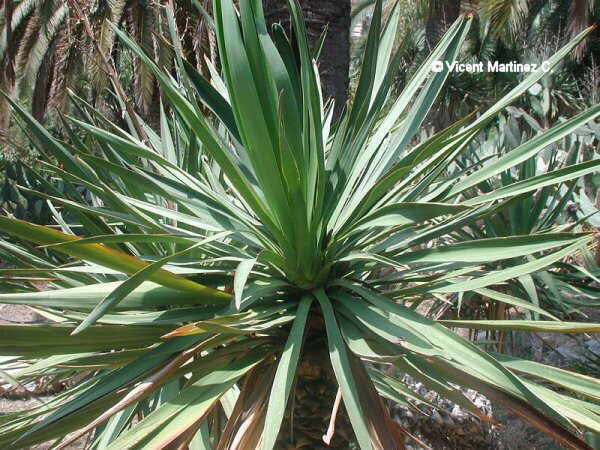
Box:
[0,0,599,448]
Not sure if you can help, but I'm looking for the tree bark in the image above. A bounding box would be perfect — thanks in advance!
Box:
[426,0,461,49]
[263,0,351,119]
[275,313,355,449]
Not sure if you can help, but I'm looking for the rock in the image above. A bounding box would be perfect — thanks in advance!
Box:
[0,304,45,324]
[392,374,498,448]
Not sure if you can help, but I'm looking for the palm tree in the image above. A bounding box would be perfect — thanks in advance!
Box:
[478,0,598,49]
[420,0,598,51]
[426,0,461,48]
[0,0,214,129]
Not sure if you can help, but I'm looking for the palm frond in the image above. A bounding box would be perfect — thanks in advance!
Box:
[127,2,157,117]
[17,3,68,98]
[480,0,529,44]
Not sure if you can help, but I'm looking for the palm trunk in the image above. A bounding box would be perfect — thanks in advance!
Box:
[263,0,351,119]
[276,313,355,448]
[426,0,461,49]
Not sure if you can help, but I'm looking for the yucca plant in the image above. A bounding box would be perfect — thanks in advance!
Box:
[1,1,600,448]
[447,109,600,326]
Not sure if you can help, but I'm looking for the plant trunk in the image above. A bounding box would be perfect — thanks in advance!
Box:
[263,0,351,120]
[426,0,461,49]
[276,313,355,449]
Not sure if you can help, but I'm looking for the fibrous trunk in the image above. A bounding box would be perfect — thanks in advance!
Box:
[277,314,355,449]
[263,0,351,120]
[426,0,461,48]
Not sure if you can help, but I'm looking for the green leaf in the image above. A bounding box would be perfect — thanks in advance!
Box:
[463,160,600,207]
[93,404,137,449]
[0,281,217,311]
[105,350,267,449]
[426,357,592,449]
[440,320,600,333]
[524,381,600,434]
[0,216,230,299]
[445,104,600,199]
[336,281,575,430]
[393,233,589,264]
[427,237,593,293]
[473,287,559,320]
[367,366,439,411]
[41,234,199,248]
[110,23,281,242]
[341,202,470,236]
[234,258,257,310]
[494,354,600,401]
[315,289,371,450]
[72,232,232,334]
[182,59,240,141]
[17,335,227,444]
[260,295,312,450]
[0,324,171,356]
